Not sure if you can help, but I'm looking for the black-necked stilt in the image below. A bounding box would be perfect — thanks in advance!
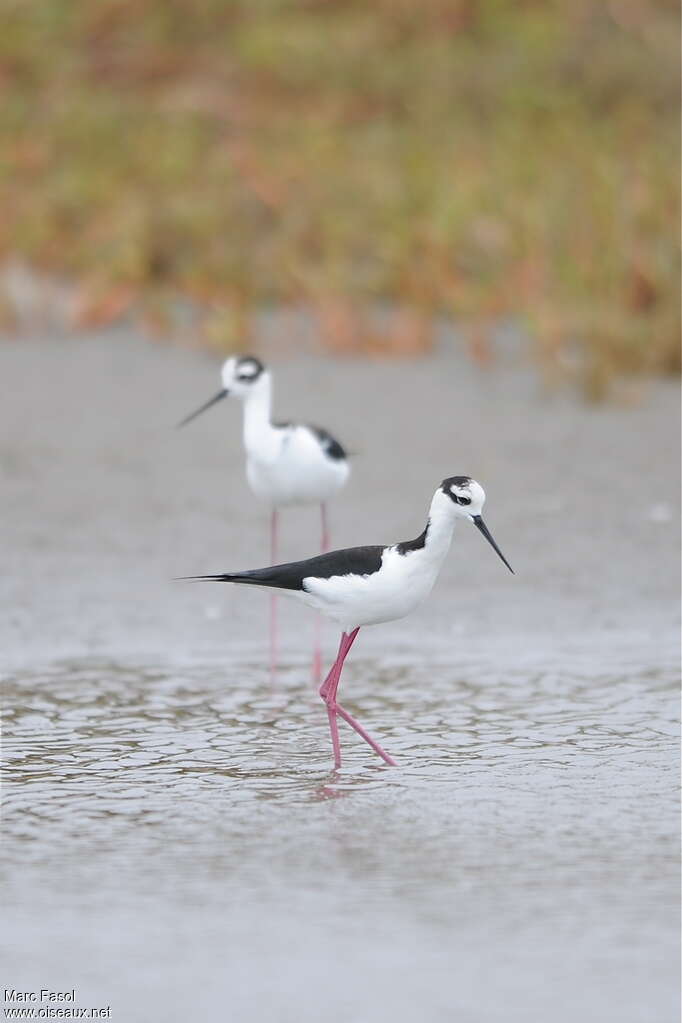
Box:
[183,476,513,768]
[178,355,350,678]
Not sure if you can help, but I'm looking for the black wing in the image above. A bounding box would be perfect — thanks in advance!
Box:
[273,421,347,461]
[185,545,384,592]
[306,424,347,461]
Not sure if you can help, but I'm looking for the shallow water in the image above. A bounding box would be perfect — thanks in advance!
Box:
[1,330,680,1021]
[3,650,679,1021]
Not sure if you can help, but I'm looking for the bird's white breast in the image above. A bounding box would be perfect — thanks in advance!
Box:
[246,426,349,505]
[299,545,442,630]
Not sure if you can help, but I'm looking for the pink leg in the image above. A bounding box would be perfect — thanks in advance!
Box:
[319,629,397,768]
[312,617,323,684]
[319,630,357,701]
[311,503,330,684]
[320,502,330,552]
[269,508,278,681]
[334,704,397,766]
[325,705,341,770]
[319,631,356,769]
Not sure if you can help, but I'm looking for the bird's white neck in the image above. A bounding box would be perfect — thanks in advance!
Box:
[392,488,458,573]
[242,373,279,462]
[421,488,458,563]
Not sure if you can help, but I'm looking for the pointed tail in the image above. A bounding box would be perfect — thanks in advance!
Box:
[176,566,304,591]
[176,573,247,583]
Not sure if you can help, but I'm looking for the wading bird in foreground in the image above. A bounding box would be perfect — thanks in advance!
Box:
[178,355,350,679]
[182,476,513,768]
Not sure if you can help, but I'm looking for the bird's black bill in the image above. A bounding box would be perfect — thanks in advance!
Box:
[177,389,228,428]
[473,515,514,574]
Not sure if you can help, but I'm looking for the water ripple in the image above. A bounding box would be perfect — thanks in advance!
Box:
[2,655,678,888]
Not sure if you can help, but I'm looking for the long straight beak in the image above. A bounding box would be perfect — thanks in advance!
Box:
[177,389,228,428]
[472,515,514,573]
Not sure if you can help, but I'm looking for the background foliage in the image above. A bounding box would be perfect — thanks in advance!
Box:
[0,0,679,394]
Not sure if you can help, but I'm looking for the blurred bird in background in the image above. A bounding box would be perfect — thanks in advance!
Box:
[179,355,350,680]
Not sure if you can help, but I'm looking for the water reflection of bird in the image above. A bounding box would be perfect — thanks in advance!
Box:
[183,476,513,769]
[178,355,350,681]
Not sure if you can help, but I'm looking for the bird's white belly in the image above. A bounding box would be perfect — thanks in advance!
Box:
[300,549,439,630]
[246,433,348,506]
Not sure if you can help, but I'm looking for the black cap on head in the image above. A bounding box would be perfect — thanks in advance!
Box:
[235,355,265,381]
[441,475,472,492]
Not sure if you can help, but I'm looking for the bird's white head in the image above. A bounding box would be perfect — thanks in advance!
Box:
[220,355,268,399]
[441,476,486,518]
[438,475,514,573]
[178,354,269,428]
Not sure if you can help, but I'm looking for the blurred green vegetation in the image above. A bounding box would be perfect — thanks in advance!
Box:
[0,0,679,394]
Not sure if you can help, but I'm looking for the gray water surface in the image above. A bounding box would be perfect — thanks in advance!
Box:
[1,330,680,1022]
